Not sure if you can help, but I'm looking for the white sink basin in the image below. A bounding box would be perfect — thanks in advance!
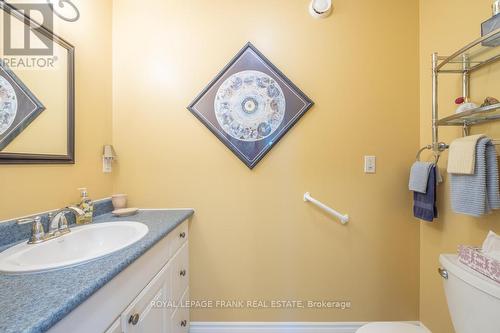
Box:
[0,222,149,274]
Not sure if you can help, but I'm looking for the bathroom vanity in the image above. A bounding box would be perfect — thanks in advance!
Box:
[0,208,193,333]
[54,218,190,333]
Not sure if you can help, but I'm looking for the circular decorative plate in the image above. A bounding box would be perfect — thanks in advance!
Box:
[0,76,18,136]
[214,70,286,142]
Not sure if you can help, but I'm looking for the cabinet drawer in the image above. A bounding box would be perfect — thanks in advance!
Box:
[171,242,189,303]
[170,288,189,333]
[167,222,188,258]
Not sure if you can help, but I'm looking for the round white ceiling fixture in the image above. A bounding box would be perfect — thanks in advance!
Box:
[309,0,333,18]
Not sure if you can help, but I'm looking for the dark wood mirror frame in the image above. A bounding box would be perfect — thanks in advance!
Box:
[0,2,75,164]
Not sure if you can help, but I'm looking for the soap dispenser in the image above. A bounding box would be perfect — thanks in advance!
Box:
[77,188,94,224]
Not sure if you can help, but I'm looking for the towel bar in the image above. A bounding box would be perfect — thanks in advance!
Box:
[417,139,500,165]
[303,192,349,224]
[416,143,448,164]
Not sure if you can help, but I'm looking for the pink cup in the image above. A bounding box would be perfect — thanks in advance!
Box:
[111,194,128,209]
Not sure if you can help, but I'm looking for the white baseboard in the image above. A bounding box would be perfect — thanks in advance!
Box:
[189,321,424,333]
[189,322,363,333]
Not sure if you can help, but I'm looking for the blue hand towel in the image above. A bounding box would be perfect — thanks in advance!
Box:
[450,138,500,217]
[409,161,434,193]
[413,165,438,222]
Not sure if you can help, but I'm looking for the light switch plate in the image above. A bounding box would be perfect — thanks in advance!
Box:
[364,156,376,174]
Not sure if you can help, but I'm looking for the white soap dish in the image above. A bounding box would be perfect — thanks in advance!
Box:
[112,208,139,217]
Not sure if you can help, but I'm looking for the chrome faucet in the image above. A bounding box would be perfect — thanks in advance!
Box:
[24,206,85,244]
[47,206,85,237]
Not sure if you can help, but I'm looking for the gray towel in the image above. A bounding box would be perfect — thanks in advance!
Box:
[409,161,434,193]
[450,138,500,217]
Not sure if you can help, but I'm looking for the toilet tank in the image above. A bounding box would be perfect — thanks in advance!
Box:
[439,254,500,333]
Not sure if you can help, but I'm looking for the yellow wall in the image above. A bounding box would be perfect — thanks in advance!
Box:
[419,1,500,332]
[112,0,421,322]
[0,0,113,220]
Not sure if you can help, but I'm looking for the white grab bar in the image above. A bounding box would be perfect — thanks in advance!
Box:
[303,192,349,224]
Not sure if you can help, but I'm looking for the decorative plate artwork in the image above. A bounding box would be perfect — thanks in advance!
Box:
[0,76,18,136]
[0,63,45,151]
[188,43,313,169]
[214,70,286,142]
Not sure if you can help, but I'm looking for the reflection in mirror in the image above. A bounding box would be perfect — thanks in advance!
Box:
[0,1,74,164]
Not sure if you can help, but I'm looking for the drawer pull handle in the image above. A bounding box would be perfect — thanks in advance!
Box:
[179,232,186,239]
[438,267,448,280]
[180,320,187,327]
[180,269,187,277]
[129,313,140,325]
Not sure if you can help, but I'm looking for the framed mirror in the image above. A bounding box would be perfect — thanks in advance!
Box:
[0,1,75,164]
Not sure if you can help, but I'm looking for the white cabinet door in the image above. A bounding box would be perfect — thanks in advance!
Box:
[127,288,163,333]
[105,318,121,333]
[170,289,189,333]
[121,263,171,333]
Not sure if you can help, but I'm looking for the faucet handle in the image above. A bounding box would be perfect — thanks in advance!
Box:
[17,217,35,225]
[28,216,45,244]
[58,214,70,234]
[47,211,70,235]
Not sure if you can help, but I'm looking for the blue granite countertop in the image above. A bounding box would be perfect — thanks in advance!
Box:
[0,209,194,333]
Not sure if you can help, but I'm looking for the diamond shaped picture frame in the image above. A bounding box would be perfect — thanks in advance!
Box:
[188,42,314,169]
[0,62,45,151]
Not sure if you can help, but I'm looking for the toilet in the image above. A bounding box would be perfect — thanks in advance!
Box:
[439,254,500,333]
[357,253,500,333]
[356,322,428,333]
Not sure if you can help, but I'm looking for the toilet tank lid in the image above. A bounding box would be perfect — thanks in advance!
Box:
[440,254,500,299]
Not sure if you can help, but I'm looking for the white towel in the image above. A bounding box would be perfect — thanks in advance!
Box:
[482,231,500,261]
[447,134,486,175]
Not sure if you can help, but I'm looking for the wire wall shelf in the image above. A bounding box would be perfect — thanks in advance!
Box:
[438,103,500,126]
[427,27,500,154]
